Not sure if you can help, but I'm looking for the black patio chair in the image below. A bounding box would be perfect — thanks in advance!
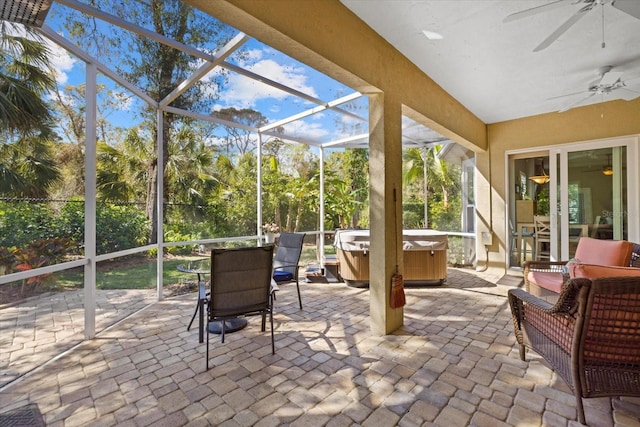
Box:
[272,232,305,309]
[205,245,275,370]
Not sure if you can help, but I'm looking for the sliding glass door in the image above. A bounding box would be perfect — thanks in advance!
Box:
[557,141,634,260]
[508,137,638,268]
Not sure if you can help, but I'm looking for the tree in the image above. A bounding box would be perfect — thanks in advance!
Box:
[96,127,151,201]
[214,107,269,156]
[165,125,219,210]
[221,152,257,235]
[62,0,236,242]
[0,21,55,135]
[324,148,369,228]
[0,131,60,197]
[50,83,133,199]
[403,145,461,229]
[0,22,60,197]
[259,141,321,233]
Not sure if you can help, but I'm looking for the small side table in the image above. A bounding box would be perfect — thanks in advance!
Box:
[178,263,209,342]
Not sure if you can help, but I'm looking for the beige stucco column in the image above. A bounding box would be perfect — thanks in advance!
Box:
[369,93,403,335]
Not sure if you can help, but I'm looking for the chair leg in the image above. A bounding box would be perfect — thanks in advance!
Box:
[187,300,199,331]
[295,279,302,309]
[270,308,275,354]
[519,344,526,361]
[261,313,266,332]
[575,393,586,425]
[206,323,210,371]
[221,321,226,344]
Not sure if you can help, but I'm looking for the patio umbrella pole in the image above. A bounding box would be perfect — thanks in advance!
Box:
[390,187,406,308]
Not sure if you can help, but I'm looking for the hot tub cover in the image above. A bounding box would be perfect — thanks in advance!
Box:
[334,229,448,252]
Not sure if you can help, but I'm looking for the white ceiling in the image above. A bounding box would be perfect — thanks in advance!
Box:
[341,0,640,124]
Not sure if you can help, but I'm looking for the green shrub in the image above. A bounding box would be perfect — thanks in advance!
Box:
[403,210,423,229]
[0,201,58,248]
[164,227,199,255]
[59,199,150,255]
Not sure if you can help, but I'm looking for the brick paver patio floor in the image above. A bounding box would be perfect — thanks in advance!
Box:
[1,268,639,426]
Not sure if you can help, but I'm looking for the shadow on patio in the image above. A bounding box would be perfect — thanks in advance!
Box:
[1,269,639,426]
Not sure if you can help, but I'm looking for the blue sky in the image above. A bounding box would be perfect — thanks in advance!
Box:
[41,1,369,149]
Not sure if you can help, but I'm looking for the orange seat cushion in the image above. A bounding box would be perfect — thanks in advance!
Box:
[527,271,564,293]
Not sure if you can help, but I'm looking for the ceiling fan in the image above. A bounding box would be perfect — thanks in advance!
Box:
[503,0,640,52]
[551,66,640,112]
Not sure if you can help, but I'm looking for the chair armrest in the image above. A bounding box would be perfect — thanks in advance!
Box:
[270,280,279,293]
[512,277,590,313]
[273,261,298,270]
[509,277,591,342]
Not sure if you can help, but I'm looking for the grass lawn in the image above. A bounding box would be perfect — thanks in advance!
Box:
[52,255,208,290]
[30,242,335,294]
[51,242,331,291]
[1,241,338,305]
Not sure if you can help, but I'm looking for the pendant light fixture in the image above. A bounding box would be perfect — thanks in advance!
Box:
[529,160,550,185]
[529,171,550,185]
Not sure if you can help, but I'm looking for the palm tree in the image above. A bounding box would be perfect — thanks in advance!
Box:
[0,21,56,135]
[0,131,60,197]
[403,145,457,228]
[165,126,219,210]
[0,22,60,197]
[403,147,431,226]
[97,125,218,210]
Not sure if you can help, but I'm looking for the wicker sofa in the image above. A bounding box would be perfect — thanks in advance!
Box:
[509,277,640,425]
[523,237,640,303]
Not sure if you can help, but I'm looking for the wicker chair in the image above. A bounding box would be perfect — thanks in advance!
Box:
[508,277,640,425]
[205,245,275,370]
[523,238,640,303]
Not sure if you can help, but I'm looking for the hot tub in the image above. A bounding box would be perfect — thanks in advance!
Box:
[334,229,448,287]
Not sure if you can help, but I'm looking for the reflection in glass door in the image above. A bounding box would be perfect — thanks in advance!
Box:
[562,146,627,259]
[508,154,550,268]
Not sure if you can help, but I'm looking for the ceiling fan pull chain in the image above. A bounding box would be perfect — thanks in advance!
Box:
[601,3,605,48]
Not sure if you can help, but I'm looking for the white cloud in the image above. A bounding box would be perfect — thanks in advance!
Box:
[109,89,135,111]
[218,48,318,108]
[47,41,77,86]
[282,120,328,141]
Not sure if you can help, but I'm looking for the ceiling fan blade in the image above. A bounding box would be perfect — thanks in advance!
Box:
[558,92,596,112]
[599,71,624,86]
[503,0,573,23]
[533,4,592,52]
[612,0,640,19]
[547,90,589,100]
